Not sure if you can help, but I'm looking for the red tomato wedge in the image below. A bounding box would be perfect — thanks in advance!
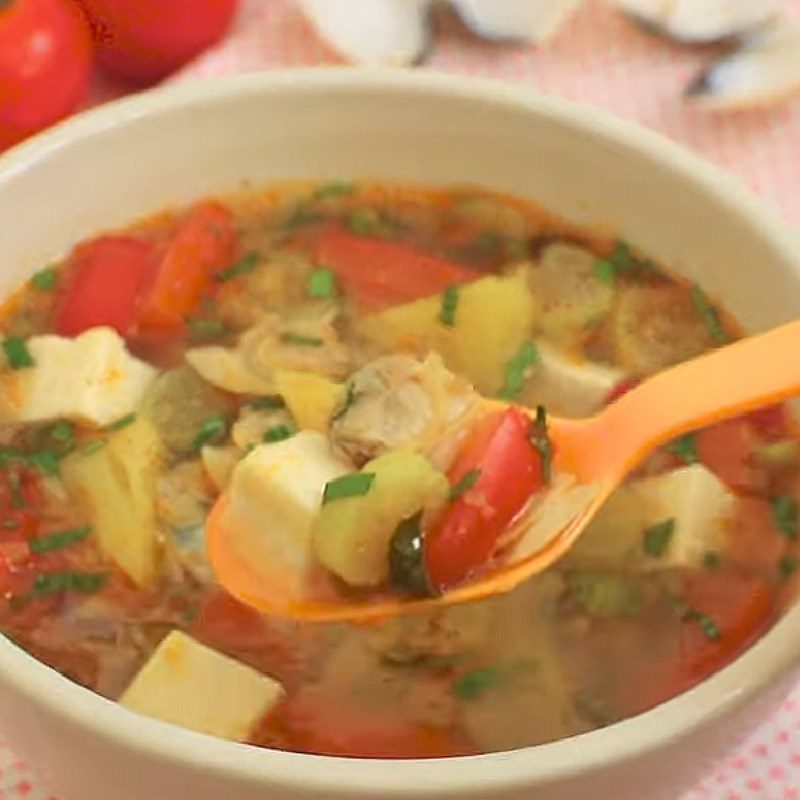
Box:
[425,407,544,591]
[315,228,479,310]
[679,573,773,681]
[138,202,237,334]
[55,236,157,337]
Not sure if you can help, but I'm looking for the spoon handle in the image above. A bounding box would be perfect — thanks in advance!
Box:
[597,318,800,479]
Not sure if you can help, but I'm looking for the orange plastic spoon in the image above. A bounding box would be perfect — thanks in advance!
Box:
[208,318,800,622]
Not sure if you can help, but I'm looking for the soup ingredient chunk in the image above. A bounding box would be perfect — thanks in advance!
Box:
[61,417,163,585]
[121,630,283,741]
[0,327,156,427]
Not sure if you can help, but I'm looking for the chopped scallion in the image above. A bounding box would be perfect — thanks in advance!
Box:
[306,268,337,299]
[30,526,91,554]
[31,267,57,291]
[529,405,553,483]
[32,571,107,597]
[691,285,728,344]
[216,251,261,282]
[187,317,229,340]
[191,414,228,452]
[347,208,382,237]
[667,433,698,464]
[2,337,34,369]
[81,439,108,457]
[27,450,60,476]
[643,518,675,558]
[449,469,481,501]
[779,554,799,580]
[452,667,503,700]
[107,413,136,432]
[322,472,376,504]
[332,382,357,422]
[314,181,354,198]
[703,551,722,570]
[772,494,799,539]
[594,259,616,285]
[48,420,74,446]
[263,424,295,443]
[280,332,324,347]
[439,285,459,327]
[248,396,285,410]
[500,342,539,400]
[683,609,721,641]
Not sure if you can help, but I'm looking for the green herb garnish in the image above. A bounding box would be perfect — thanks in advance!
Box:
[314,181,354,198]
[281,332,324,347]
[643,518,675,558]
[449,469,481,501]
[703,551,722,570]
[529,405,553,483]
[569,572,642,618]
[31,267,57,291]
[322,472,376,504]
[248,396,285,410]
[452,667,503,700]
[48,421,74,447]
[683,609,721,641]
[81,439,108,457]
[500,342,539,400]
[347,208,382,237]
[772,494,799,539]
[263,424,295,443]
[779,554,799,580]
[30,526,91,554]
[332,382,357,422]
[32,571,107,597]
[27,450,60,476]
[216,251,260,282]
[691,285,728,344]
[191,414,228,452]
[187,318,229,340]
[439,285,459,327]
[609,240,636,273]
[107,413,136,432]
[2,337,34,370]
[594,259,616,285]
[667,432,698,464]
[306,268,338,299]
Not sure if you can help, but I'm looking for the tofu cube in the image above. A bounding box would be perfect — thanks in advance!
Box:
[121,631,283,742]
[0,327,156,427]
[221,431,352,599]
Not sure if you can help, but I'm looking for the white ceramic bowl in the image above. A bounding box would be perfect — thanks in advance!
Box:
[1,69,800,800]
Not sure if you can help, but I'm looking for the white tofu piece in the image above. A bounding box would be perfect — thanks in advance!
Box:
[220,431,352,599]
[0,327,156,427]
[529,341,625,418]
[570,464,737,569]
[121,631,283,742]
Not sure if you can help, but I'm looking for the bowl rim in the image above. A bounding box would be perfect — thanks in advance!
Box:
[2,67,800,796]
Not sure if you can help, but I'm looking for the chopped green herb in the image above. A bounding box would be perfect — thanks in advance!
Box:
[31,267,57,291]
[667,432,698,464]
[772,494,799,539]
[500,342,539,400]
[643,518,675,558]
[28,450,60,476]
[691,285,728,344]
[281,332,324,347]
[191,414,228,452]
[107,413,136,432]
[263,424,295,443]
[594,259,616,285]
[32,571,107,597]
[683,609,721,641]
[306,267,338,299]
[703,551,722,570]
[640,259,664,278]
[314,181,354,198]
[48,421,74,446]
[187,317,229,340]
[0,447,23,468]
[529,405,553,483]
[216,251,261,282]
[248,396,285,410]
[569,572,642,618]
[449,469,481,501]
[347,208,382,237]
[81,439,108,457]
[779,554,799,580]
[322,472,376,504]
[332,382,357,422]
[284,200,321,230]
[439,285,459,327]
[30,526,91,554]
[452,667,503,700]
[609,240,636,273]
[388,512,433,598]
[2,337,34,369]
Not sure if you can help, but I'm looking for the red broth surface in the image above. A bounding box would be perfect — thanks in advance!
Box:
[0,182,796,758]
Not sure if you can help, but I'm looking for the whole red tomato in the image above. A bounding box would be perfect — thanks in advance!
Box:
[0,0,92,150]
[78,0,239,85]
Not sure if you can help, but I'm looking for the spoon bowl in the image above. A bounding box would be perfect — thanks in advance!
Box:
[208,317,800,621]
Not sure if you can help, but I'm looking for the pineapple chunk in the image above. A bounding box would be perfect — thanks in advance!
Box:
[0,327,156,427]
[61,418,163,585]
[220,431,352,600]
[274,370,346,432]
[121,631,283,742]
[570,464,736,569]
[359,269,537,395]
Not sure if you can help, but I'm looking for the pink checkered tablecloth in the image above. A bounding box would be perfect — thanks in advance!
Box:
[4,1,800,798]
